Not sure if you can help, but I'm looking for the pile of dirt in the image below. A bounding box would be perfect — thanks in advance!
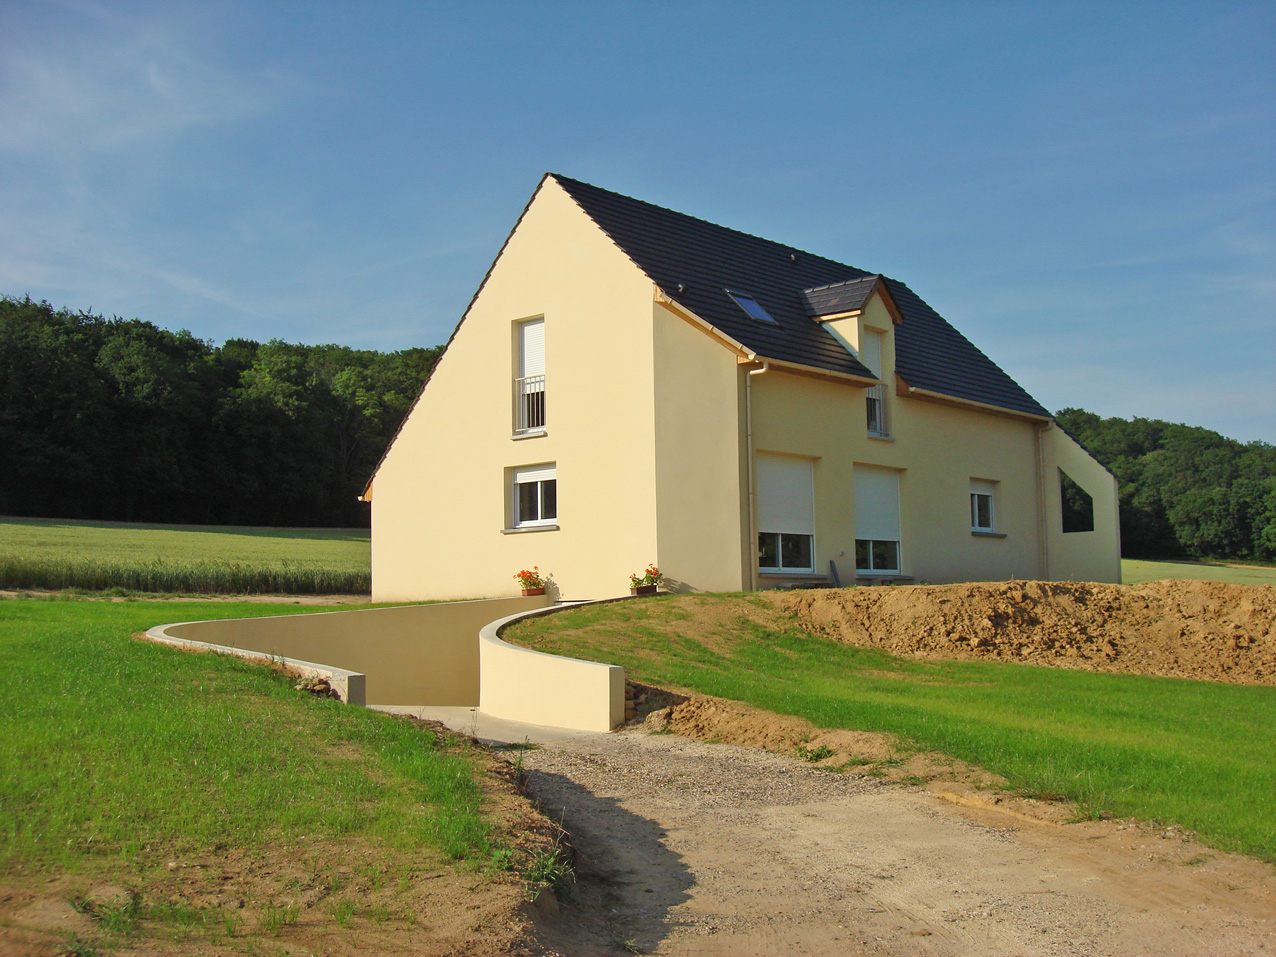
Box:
[770,579,1276,685]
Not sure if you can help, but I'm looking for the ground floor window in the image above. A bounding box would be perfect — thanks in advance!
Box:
[513,464,556,527]
[855,538,900,573]
[756,453,816,574]
[970,478,996,532]
[759,532,814,573]
[854,464,902,575]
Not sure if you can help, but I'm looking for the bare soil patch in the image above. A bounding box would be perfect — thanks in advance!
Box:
[769,579,1276,685]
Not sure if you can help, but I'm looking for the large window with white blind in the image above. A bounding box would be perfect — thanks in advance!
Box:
[854,465,901,574]
[756,454,815,573]
[514,318,546,433]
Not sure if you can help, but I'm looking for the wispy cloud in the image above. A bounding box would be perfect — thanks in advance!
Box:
[0,3,289,157]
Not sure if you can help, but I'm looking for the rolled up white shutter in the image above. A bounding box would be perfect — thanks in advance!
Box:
[519,319,545,378]
[854,466,900,541]
[757,454,814,535]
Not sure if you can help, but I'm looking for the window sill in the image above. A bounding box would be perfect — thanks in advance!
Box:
[500,524,559,534]
[867,432,894,441]
[758,570,820,578]
[855,574,913,583]
[971,530,1007,538]
[511,429,547,441]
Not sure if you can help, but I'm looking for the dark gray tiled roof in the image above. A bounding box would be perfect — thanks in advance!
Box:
[802,276,883,318]
[550,173,1049,420]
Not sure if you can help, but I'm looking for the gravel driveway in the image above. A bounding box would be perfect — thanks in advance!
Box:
[516,727,1275,957]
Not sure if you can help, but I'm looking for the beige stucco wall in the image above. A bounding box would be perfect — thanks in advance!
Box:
[651,303,751,592]
[745,290,1124,585]
[1041,425,1123,582]
[154,596,548,706]
[369,178,661,602]
[479,606,625,732]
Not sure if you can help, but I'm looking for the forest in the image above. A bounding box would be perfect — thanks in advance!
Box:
[2,295,1272,558]
[0,296,439,527]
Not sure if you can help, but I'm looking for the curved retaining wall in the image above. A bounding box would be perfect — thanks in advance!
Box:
[145,595,549,708]
[479,604,625,732]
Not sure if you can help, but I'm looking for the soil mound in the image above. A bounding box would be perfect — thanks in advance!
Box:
[771,579,1276,685]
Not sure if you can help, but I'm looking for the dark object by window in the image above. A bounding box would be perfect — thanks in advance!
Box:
[1059,469,1094,533]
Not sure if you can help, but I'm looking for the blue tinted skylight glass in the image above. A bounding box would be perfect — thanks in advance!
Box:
[726,290,777,324]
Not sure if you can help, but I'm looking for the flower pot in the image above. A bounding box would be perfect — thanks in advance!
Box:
[521,587,546,596]
[630,584,658,596]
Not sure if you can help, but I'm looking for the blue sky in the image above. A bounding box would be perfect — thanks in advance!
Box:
[2,1,1273,443]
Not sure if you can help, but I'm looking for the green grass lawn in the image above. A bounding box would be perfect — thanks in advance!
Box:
[0,597,493,872]
[0,516,370,593]
[508,596,1276,862]
[1122,557,1276,586]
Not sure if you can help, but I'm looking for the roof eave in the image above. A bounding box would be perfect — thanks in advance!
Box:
[896,375,1050,423]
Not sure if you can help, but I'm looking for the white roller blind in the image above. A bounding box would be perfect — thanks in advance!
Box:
[514,464,555,484]
[859,329,883,377]
[519,319,545,378]
[854,466,900,541]
[756,454,814,534]
[971,479,995,497]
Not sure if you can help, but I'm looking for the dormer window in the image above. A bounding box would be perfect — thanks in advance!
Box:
[726,290,777,325]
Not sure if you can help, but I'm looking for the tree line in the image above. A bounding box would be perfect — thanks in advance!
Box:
[1056,408,1276,561]
[3,296,1272,556]
[0,296,440,527]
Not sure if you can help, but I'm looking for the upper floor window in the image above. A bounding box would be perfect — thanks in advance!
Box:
[970,479,996,532]
[515,318,545,433]
[860,329,889,437]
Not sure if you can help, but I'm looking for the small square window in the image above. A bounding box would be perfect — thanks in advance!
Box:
[512,465,557,528]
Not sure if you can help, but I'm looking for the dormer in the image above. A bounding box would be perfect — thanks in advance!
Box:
[801,275,902,355]
[803,276,903,437]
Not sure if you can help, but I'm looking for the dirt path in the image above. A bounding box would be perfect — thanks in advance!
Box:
[522,727,1276,957]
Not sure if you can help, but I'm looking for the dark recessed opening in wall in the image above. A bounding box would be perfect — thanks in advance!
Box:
[1059,468,1095,533]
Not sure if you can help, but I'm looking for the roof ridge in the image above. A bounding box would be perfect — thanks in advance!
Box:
[547,172,860,273]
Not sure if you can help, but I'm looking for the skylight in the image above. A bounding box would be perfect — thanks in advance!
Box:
[726,290,778,325]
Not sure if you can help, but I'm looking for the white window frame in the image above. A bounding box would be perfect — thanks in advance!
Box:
[512,464,557,529]
[855,539,901,575]
[514,318,546,434]
[970,479,996,533]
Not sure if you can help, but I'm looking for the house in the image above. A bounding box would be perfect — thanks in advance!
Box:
[362,174,1120,601]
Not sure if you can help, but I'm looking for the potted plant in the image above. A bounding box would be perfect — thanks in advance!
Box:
[514,566,546,596]
[629,564,662,596]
